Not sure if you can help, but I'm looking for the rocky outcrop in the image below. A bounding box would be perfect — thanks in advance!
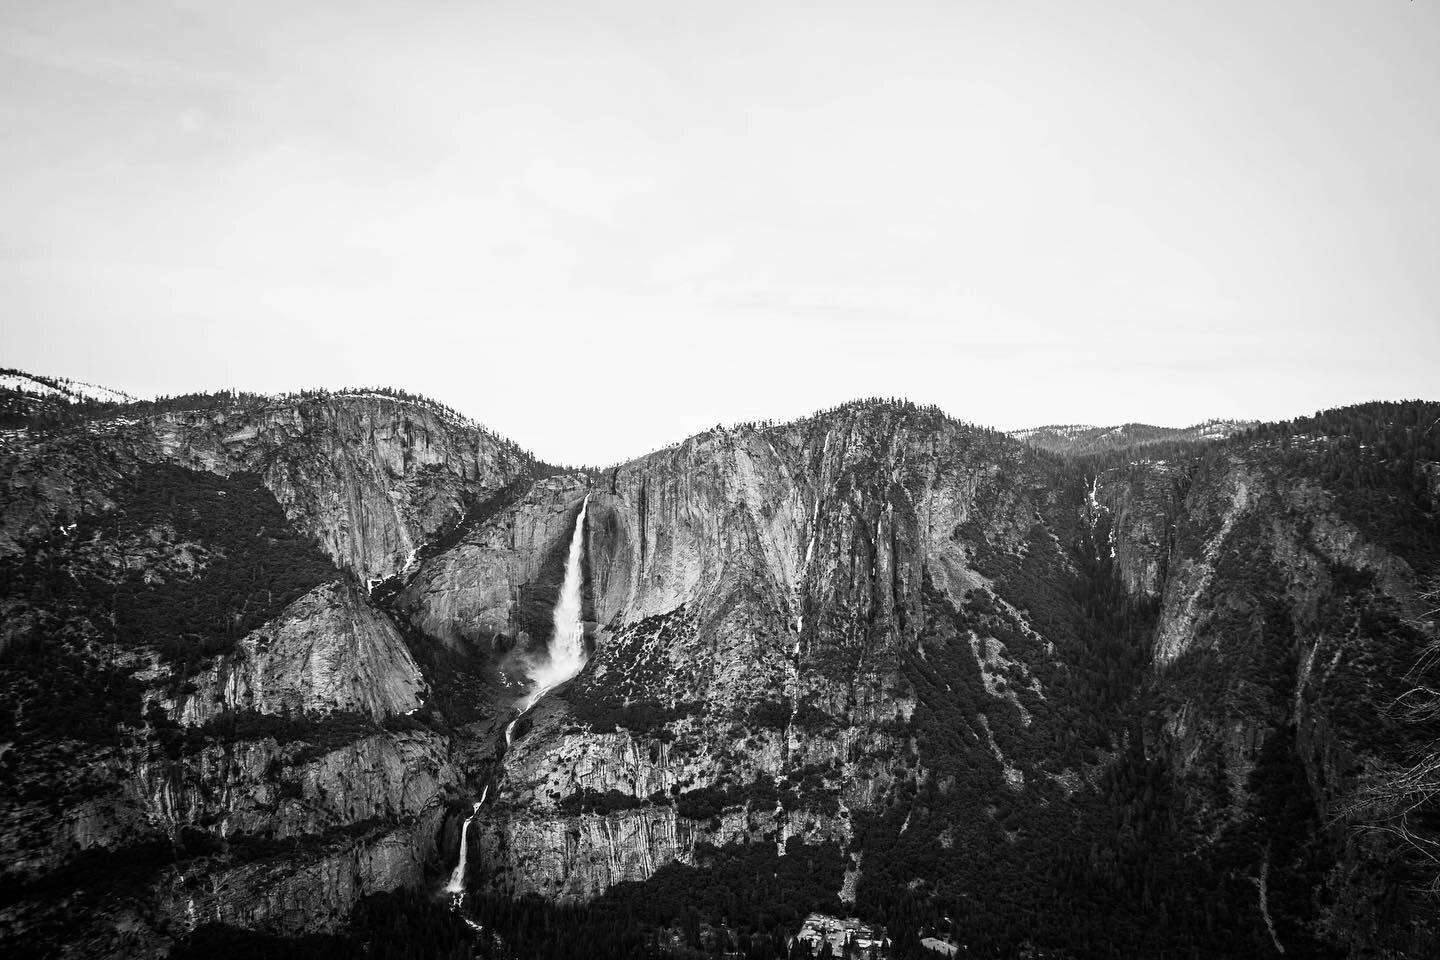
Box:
[153,809,448,935]
[140,396,536,583]
[476,694,899,899]
[0,724,459,956]
[4,393,539,586]
[395,476,589,648]
[174,581,427,725]
[132,730,457,841]
[0,427,131,560]
[1092,459,1187,598]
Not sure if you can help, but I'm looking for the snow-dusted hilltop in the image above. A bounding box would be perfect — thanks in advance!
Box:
[0,368,138,404]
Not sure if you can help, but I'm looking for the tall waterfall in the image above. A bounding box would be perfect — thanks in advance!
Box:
[444,785,487,896]
[507,493,590,745]
[537,492,590,691]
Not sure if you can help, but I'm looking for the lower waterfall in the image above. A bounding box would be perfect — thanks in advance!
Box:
[445,785,487,897]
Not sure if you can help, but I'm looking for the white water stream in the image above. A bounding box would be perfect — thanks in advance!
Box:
[445,785,488,896]
[506,493,590,747]
[446,494,590,903]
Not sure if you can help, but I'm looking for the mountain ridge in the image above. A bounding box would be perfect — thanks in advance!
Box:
[2,372,1438,958]
[2,365,1412,469]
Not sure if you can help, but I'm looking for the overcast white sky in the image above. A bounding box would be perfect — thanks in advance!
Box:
[2,1,1436,464]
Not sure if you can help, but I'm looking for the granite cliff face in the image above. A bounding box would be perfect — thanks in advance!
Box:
[1,392,533,583]
[395,476,591,650]
[444,405,1437,957]
[0,390,525,956]
[171,581,427,726]
[1132,443,1440,953]
[427,408,1038,898]
[2,384,1437,958]
[144,396,530,585]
